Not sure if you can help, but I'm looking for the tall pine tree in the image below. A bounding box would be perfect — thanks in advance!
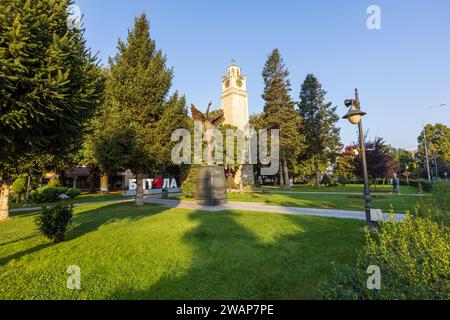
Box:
[151,91,191,176]
[261,49,304,188]
[96,14,174,206]
[298,74,341,188]
[0,0,103,219]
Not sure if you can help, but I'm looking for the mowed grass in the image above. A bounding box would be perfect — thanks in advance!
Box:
[227,192,421,213]
[265,184,420,195]
[178,184,423,213]
[0,202,364,299]
[9,191,128,209]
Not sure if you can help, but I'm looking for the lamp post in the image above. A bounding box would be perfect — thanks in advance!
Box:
[343,89,376,229]
[423,127,432,181]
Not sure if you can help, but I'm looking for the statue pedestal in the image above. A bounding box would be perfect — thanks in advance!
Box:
[195,166,228,206]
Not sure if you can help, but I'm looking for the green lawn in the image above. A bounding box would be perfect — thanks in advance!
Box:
[0,202,364,299]
[227,192,421,213]
[9,191,128,209]
[174,184,423,213]
[11,184,423,214]
[264,184,420,194]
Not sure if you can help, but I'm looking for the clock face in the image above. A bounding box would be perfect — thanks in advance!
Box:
[225,79,230,88]
[236,79,243,87]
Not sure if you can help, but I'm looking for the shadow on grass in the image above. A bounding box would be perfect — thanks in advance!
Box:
[68,202,162,239]
[0,202,163,266]
[106,210,363,300]
[0,235,37,247]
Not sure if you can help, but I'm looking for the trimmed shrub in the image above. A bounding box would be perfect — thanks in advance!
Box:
[181,166,198,198]
[415,182,450,226]
[307,177,317,187]
[47,178,62,188]
[227,176,237,189]
[31,186,68,203]
[66,188,81,199]
[418,179,433,193]
[29,190,39,202]
[12,175,27,203]
[321,174,336,187]
[36,204,73,242]
[337,176,349,186]
[317,215,450,300]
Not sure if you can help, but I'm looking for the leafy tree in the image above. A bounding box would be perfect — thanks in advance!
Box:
[298,74,341,188]
[390,147,416,183]
[356,137,395,184]
[75,136,102,192]
[249,113,265,183]
[261,49,304,188]
[93,14,173,206]
[334,146,358,184]
[0,0,104,220]
[416,123,450,179]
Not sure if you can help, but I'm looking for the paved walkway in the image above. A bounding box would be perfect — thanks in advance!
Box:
[144,198,406,222]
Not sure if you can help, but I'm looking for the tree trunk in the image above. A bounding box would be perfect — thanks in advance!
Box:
[283,152,290,189]
[314,158,320,189]
[135,171,144,207]
[0,180,11,221]
[100,173,109,193]
[279,162,285,187]
[25,174,31,207]
[89,172,97,193]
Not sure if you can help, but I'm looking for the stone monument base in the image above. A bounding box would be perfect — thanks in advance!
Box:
[195,166,228,206]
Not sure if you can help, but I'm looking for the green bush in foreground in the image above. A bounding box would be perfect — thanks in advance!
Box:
[415,181,450,226]
[36,204,73,243]
[318,215,450,300]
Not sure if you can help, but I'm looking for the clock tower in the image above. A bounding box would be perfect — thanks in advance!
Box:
[221,60,249,131]
[221,60,254,186]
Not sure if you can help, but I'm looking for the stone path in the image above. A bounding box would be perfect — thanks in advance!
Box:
[144,198,406,222]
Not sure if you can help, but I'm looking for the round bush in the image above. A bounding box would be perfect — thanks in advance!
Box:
[66,188,81,199]
[181,166,199,198]
[31,186,69,203]
[36,204,73,242]
[12,175,27,203]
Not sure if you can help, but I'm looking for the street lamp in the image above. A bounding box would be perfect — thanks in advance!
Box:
[343,89,376,229]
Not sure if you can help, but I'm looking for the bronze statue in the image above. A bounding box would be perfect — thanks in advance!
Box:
[191,102,224,166]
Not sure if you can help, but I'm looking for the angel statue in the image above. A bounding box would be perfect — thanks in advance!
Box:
[190,101,224,166]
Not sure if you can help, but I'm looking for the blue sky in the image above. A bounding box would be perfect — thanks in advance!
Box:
[74,0,450,150]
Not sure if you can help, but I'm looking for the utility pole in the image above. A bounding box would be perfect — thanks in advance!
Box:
[423,126,431,181]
